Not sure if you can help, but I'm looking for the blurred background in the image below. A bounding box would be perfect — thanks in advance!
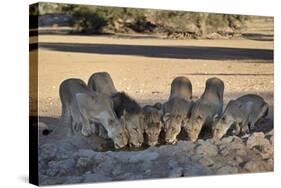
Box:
[30,2,273,40]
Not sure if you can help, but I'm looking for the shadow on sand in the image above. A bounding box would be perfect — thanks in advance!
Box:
[242,33,274,42]
[180,73,273,76]
[37,42,273,61]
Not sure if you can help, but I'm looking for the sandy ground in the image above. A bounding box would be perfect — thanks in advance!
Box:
[30,34,273,119]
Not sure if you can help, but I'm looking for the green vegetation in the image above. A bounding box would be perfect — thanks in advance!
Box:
[32,2,252,38]
[71,6,107,33]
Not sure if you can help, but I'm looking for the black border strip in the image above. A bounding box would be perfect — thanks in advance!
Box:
[29,3,39,186]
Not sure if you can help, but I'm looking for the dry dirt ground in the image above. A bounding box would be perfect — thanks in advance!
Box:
[30,34,274,118]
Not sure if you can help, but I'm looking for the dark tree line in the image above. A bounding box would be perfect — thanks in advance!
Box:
[30,3,253,37]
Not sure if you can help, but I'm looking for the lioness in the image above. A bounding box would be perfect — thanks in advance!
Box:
[59,78,128,148]
[169,76,192,101]
[88,72,117,96]
[162,97,193,144]
[142,105,163,146]
[187,77,224,142]
[112,92,145,147]
[88,72,144,147]
[213,94,269,139]
[88,72,118,139]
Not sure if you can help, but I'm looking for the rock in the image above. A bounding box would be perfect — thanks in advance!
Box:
[218,26,234,35]
[176,141,195,152]
[183,163,212,176]
[168,167,183,178]
[176,153,192,164]
[128,151,159,163]
[54,150,72,160]
[218,143,230,156]
[227,160,240,167]
[218,136,247,157]
[140,161,153,172]
[94,157,115,175]
[207,32,224,40]
[247,132,266,148]
[38,175,49,184]
[270,135,274,145]
[221,136,234,144]
[185,23,200,35]
[229,136,247,156]
[83,173,112,183]
[217,165,238,175]
[168,160,178,168]
[266,159,273,170]
[194,141,218,156]
[114,172,135,180]
[47,159,76,176]
[265,134,274,145]
[39,160,48,175]
[208,138,221,145]
[265,130,274,136]
[40,144,57,160]
[191,154,202,162]
[247,132,273,159]
[126,174,144,180]
[93,152,108,163]
[198,156,214,167]
[77,157,93,170]
[40,177,64,185]
[219,147,229,157]
[45,168,57,177]
[34,122,52,135]
[75,149,96,159]
[243,160,269,172]
[38,121,274,185]
[233,156,244,164]
[262,139,273,154]
[63,176,83,184]
[111,164,123,176]
[144,169,152,176]
[54,142,77,160]
[230,136,244,148]
[255,144,273,160]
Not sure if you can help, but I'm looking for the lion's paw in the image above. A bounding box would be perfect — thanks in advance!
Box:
[81,126,92,137]
[72,121,82,132]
